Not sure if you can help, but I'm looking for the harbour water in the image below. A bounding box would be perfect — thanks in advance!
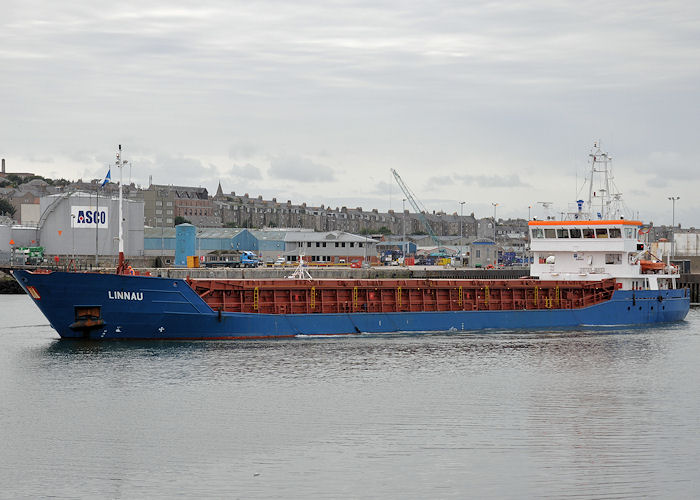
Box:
[2,294,699,499]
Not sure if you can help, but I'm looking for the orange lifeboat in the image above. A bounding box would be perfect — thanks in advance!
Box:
[639,259,665,273]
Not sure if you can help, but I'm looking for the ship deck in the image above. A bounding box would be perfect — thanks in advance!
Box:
[186,278,618,315]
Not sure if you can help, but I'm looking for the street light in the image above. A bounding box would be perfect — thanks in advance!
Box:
[196,228,202,266]
[460,201,465,266]
[492,202,498,240]
[668,196,680,261]
[528,205,532,221]
[402,198,407,260]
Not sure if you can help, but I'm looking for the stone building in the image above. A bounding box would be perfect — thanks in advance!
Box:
[144,184,220,228]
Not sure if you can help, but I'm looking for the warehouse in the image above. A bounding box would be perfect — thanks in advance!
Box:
[284,231,378,264]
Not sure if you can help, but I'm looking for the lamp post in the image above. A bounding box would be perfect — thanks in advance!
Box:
[460,201,465,266]
[197,228,202,266]
[668,196,680,261]
[528,205,531,221]
[402,198,407,260]
[492,202,498,240]
[364,232,368,266]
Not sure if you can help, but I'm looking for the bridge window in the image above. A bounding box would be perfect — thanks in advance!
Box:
[596,228,608,238]
[570,228,582,238]
[531,228,544,239]
[609,228,622,238]
[544,229,556,238]
[556,229,569,238]
[583,228,595,238]
[605,253,622,264]
[625,228,635,239]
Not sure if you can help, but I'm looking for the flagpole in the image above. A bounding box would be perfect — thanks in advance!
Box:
[95,179,99,266]
[117,145,125,273]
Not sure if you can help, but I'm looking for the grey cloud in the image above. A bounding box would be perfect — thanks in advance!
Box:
[228,163,262,180]
[432,173,530,189]
[367,180,395,195]
[268,156,335,182]
[145,154,220,187]
[27,156,55,164]
[228,142,259,160]
[635,150,699,188]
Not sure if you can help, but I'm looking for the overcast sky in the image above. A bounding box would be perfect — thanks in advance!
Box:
[2,1,699,226]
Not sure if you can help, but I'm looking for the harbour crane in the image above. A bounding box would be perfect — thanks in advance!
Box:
[390,168,442,251]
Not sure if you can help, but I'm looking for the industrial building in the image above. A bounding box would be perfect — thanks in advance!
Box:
[284,231,378,263]
[4,192,144,260]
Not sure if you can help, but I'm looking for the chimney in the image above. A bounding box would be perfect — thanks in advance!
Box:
[1,158,5,174]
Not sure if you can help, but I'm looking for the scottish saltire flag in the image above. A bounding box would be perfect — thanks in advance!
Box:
[101,168,111,187]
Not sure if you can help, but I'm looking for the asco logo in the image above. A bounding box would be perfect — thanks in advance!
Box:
[72,206,109,228]
[76,210,107,224]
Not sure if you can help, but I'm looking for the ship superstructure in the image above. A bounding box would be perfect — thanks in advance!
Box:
[530,143,678,291]
[529,219,678,291]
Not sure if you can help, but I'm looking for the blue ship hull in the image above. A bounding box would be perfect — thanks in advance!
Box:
[12,270,690,340]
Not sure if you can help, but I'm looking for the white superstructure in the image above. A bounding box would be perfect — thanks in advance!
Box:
[528,143,679,291]
[529,220,678,290]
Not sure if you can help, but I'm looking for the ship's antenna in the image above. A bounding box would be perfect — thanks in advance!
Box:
[584,142,632,219]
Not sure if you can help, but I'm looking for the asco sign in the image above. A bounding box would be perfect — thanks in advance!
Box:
[71,205,109,228]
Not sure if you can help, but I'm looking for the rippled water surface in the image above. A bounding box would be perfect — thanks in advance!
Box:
[2,295,700,499]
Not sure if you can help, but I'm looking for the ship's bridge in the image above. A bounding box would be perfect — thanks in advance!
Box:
[528,219,678,290]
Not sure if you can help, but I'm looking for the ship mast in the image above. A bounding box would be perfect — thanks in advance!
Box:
[587,143,610,218]
[583,142,628,220]
[116,145,125,272]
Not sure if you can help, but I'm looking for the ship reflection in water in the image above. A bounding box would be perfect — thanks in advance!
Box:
[2,295,699,499]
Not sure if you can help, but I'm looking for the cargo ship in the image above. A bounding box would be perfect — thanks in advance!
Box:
[10,144,690,339]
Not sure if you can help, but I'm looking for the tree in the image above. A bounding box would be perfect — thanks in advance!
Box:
[4,174,23,188]
[0,198,15,217]
[174,216,191,225]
